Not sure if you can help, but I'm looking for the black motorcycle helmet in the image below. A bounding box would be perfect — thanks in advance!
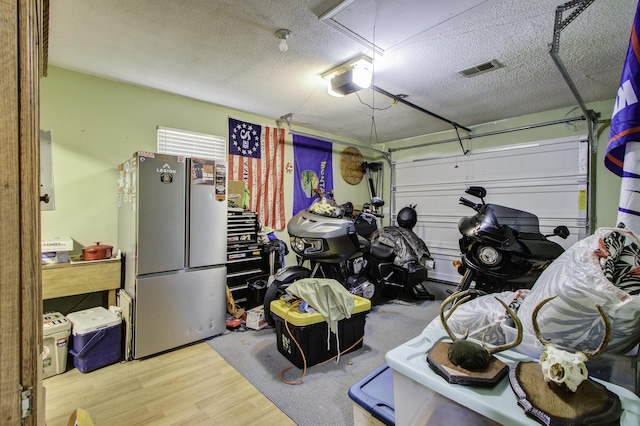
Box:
[397,205,417,229]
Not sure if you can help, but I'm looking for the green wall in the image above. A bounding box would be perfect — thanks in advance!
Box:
[40,67,373,263]
[41,67,622,264]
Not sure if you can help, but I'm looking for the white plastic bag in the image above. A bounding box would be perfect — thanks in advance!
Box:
[424,290,526,345]
[517,227,640,355]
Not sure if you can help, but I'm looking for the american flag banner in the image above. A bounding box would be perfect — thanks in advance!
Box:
[606,2,640,233]
[228,118,286,230]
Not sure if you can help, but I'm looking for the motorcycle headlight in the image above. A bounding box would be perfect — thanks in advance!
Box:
[477,245,501,266]
[291,237,305,253]
[290,237,324,254]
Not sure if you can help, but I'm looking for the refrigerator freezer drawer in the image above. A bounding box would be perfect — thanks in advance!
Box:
[133,267,226,359]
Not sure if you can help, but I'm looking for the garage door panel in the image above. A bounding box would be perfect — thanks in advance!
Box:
[392,136,589,284]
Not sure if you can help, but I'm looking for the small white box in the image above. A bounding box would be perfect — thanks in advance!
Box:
[41,237,73,264]
[41,236,73,252]
[246,306,268,330]
[41,251,70,264]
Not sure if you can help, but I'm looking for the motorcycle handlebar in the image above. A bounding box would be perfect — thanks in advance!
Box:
[360,210,384,219]
[459,197,480,211]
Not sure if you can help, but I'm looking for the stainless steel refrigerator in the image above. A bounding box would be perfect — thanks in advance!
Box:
[118,152,227,359]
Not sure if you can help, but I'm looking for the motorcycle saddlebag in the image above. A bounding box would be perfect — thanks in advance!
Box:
[391,264,426,286]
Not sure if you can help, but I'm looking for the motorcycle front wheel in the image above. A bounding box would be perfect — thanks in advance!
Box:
[262,266,312,326]
[263,281,286,327]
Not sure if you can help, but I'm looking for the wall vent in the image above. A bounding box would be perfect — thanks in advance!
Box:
[458,60,503,77]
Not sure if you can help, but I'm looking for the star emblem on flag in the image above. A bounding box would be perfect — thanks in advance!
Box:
[229,119,262,159]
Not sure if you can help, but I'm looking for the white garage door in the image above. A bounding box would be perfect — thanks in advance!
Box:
[392,135,589,284]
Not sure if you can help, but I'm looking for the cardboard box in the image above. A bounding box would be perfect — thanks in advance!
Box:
[66,408,94,426]
[246,306,268,330]
[228,180,246,206]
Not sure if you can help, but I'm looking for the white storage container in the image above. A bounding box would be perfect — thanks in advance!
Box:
[385,328,640,426]
[42,312,71,379]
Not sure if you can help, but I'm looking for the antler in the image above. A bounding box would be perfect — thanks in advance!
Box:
[484,297,523,355]
[532,295,612,359]
[440,290,523,353]
[581,304,612,360]
[531,295,557,346]
[439,290,472,342]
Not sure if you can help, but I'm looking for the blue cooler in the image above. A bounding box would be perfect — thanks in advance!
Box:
[67,307,121,373]
[348,364,395,426]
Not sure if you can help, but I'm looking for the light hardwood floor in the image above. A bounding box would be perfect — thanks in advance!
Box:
[43,342,295,425]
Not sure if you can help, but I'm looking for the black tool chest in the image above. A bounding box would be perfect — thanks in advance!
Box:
[227,208,269,306]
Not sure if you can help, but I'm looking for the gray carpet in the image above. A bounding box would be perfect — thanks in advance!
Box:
[207,282,450,426]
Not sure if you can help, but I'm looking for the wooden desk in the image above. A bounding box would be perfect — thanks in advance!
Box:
[41,258,121,306]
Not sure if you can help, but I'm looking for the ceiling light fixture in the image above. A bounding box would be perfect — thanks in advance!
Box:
[321,54,373,97]
[275,29,291,52]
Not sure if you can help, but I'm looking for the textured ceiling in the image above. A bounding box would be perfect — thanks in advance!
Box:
[48,0,636,144]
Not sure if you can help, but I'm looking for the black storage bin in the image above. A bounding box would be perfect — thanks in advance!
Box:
[270,296,370,369]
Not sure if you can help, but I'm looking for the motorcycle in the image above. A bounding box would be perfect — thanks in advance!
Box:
[263,193,435,326]
[453,186,570,296]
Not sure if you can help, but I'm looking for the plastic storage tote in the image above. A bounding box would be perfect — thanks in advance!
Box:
[270,295,370,368]
[385,328,640,426]
[348,364,395,426]
[67,307,121,373]
[42,312,71,379]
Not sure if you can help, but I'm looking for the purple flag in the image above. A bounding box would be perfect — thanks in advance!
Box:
[292,135,333,216]
[606,2,640,176]
[607,2,640,232]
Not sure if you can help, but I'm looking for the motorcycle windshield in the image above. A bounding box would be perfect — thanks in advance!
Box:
[482,204,541,234]
[307,196,343,218]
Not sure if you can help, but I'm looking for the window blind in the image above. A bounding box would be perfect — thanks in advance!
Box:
[157,126,226,162]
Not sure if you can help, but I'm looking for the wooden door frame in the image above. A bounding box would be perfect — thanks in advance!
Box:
[1,0,46,424]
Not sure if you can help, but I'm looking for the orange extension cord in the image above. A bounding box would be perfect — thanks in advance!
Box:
[279,299,365,385]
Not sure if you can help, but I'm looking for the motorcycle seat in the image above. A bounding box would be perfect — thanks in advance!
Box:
[370,241,395,261]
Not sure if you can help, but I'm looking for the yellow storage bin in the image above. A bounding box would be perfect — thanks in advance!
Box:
[270,294,371,368]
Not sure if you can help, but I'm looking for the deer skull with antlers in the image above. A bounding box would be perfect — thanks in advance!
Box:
[532,295,612,392]
[440,290,523,370]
